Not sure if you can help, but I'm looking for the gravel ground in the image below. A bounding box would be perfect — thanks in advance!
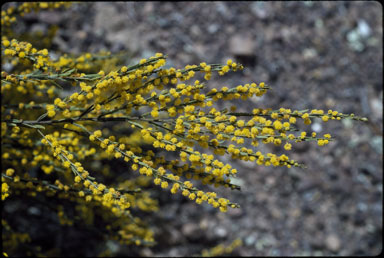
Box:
[5,2,382,256]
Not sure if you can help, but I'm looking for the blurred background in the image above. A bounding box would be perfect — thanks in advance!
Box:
[8,1,383,256]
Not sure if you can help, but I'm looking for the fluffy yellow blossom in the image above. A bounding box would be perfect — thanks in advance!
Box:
[5,168,15,176]
[160,181,168,189]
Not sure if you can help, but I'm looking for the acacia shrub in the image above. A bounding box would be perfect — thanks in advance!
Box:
[1,2,367,257]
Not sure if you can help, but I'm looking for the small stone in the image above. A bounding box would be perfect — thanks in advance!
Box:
[369,97,383,120]
[75,30,87,40]
[311,122,322,133]
[199,218,209,230]
[140,248,153,257]
[143,2,154,15]
[182,223,198,236]
[245,235,256,246]
[370,136,383,154]
[303,48,317,60]
[266,176,276,186]
[342,118,353,129]
[250,2,270,19]
[357,20,371,38]
[229,34,255,56]
[207,23,219,34]
[325,97,336,108]
[28,207,41,215]
[289,208,301,218]
[106,240,119,253]
[325,234,341,252]
[214,226,227,238]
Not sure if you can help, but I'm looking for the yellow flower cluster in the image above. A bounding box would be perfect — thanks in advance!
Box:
[2,38,51,70]
[201,238,243,257]
[1,2,72,27]
[2,182,10,200]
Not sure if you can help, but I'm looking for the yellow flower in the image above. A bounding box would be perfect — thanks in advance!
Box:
[2,40,10,47]
[188,193,196,200]
[5,168,14,176]
[74,176,81,183]
[284,143,292,150]
[94,130,102,137]
[160,181,168,188]
[40,2,49,8]
[63,161,71,168]
[47,110,56,117]
[151,109,159,118]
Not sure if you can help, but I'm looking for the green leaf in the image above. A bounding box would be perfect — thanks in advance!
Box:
[23,123,45,129]
[61,68,76,76]
[36,112,48,122]
[50,80,63,89]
